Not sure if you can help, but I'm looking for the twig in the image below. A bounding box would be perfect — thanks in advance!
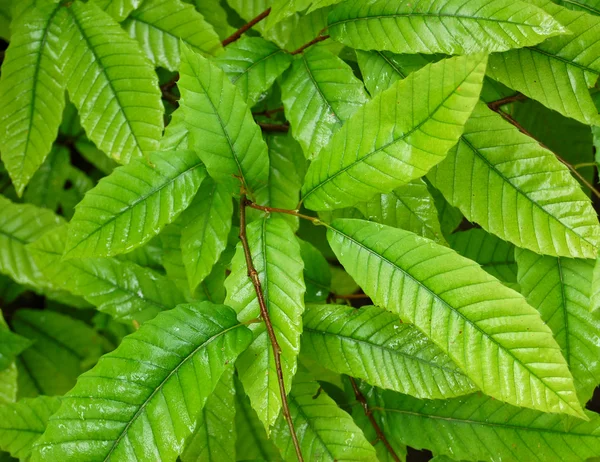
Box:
[573,162,597,170]
[349,378,401,462]
[487,93,527,111]
[253,106,285,118]
[239,195,304,462]
[290,34,331,55]
[258,122,289,132]
[245,201,321,224]
[331,293,371,300]
[222,8,272,47]
[489,106,600,199]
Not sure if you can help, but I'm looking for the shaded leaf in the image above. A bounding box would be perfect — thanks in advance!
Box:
[23,145,71,211]
[299,239,331,303]
[92,0,142,21]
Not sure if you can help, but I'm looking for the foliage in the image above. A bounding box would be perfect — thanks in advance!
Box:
[0,1,599,461]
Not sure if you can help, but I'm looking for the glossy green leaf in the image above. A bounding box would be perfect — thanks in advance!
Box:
[265,0,311,30]
[487,0,600,125]
[181,177,233,292]
[0,363,17,405]
[301,54,487,211]
[365,388,600,462]
[123,0,222,72]
[593,257,600,312]
[192,0,234,40]
[216,36,292,106]
[428,184,464,238]
[355,179,445,243]
[23,145,70,211]
[180,368,236,462]
[428,102,600,259]
[272,370,376,461]
[0,195,64,287]
[31,302,252,462]
[327,218,584,418]
[29,226,185,324]
[61,1,163,164]
[448,229,518,285]
[12,309,105,396]
[179,45,269,196]
[285,5,340,54]
[225,216,305,431]
[160,107,189,151]
[299,239,331,302]
[554,0,600,15]
[0,1,65,195]
[64,150,206,259]
[516,250,600,404]
[281,46,368,160]
[235,376,282,461]
[0,0,11,41]
[328,0,565,55]
[356,50,432,96]
[92,0,142,22]
[302,304,476,399]
[0,396,61,461]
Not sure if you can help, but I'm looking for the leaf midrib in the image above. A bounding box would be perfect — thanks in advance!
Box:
[302,57,483,202]
[102,320,246,461]
[330,223,579,414]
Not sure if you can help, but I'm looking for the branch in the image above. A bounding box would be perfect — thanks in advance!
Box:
[258,122,289,132]
[222,8,272,47]
[290,34,331,55]
[487,93,526,111]
[245,201,321,224]
[253,106,285,119]
[239,195,304,462]
[488,106,600,200]
[349,377,401,462]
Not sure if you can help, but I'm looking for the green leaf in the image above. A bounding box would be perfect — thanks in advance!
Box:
[301,54,487,211]
[428,102,600,259]
[92,0,142,22]
[31,302,252,462]
[327,219,585,418]
[272,370,377,461]
[123,0,223,72]
[328,0,565,55]
[285,5,341,54]
[355,179,445,244]
[266,0,311,30]
[160,107,190,151]
[356,50,432,97]
[281,47,368,160]
[179,45,269,196]
[23,145,70,211]
[64,150,206,259]
[235,376,282,461]
[181,368,236,462]
[448,229,518,285]
[0,396,61,461]
[365,388,600,462]
[299,239,331,302]
[0,195,64,287]
[302,304,476,399]
[487,0,600,125]
[12,309,105,396]
[215,36,293,106]
[0,0,11,41]
[225,216,305,431]
[181,177,233,292]
[593,257,600,312]
[191,0,234,40]
[61,1,163,164]
[0,364,17,406]
[29,226,186,324]
[428,184,464,238]
[0,318,31,372]
[516,250,600,404]
[0,1,66,195]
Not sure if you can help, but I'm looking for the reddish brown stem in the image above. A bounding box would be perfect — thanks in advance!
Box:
[246,201,321,224]
[258,122,289,132]
[253,106,285,118]
[222,8,272,47]
[349,378,401,462]
[487,93,526,111]
[239,195,304,462]
[290,34,331,55]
